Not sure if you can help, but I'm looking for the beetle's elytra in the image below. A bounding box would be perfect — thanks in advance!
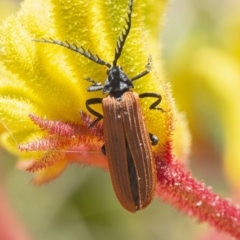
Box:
[103,92,157,212]
[35,0,163,212]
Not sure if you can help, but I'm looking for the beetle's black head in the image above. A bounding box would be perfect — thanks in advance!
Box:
[102,66,133,96]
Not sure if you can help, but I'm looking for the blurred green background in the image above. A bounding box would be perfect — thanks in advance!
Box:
[1,0,240,239]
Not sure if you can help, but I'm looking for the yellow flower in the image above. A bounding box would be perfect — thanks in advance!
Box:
[0,0,189,184]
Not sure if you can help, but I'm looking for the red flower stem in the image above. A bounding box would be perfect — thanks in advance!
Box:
[156,159,240,239]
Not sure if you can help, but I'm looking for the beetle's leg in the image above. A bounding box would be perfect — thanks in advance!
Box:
[84,77,104,92]
[149,133,158,146]
[101,144,106,155]
[86,98,103,128]
[131,56,152,82]
[84,77,101,85]
[139,92,164,146]
[139,92,164,112]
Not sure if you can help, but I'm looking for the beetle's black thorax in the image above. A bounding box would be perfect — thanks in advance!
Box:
[103,66,133,98]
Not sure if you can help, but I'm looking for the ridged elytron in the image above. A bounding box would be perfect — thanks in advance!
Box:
[35,0,163,212]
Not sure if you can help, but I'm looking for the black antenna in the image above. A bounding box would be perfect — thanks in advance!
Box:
[112,0,133,66]
[33,38,111,68]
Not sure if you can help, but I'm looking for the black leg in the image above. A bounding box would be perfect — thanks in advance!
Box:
[139,92,164,112]
[101,144,106,155]
[131,57,152,82]
[84,77,104,92]
[139,92,165,146]
[149,133,158,146]
[86,98,103,127]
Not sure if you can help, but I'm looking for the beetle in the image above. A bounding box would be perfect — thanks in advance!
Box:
[34,0,163,212]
